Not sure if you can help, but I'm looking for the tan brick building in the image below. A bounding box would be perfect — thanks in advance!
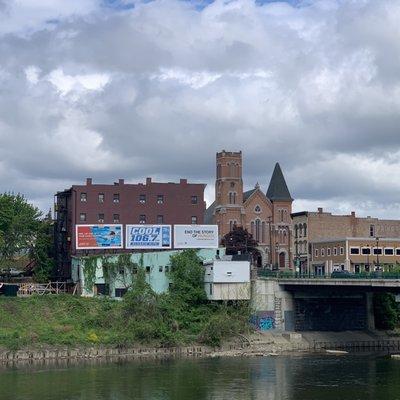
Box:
[310,237,400,275]
[205,150,293,268]
[292,208,400,273]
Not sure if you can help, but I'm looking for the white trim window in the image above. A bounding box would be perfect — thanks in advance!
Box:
[340,247,344,255]
[384,248,394,256]
[350,247,360,255]
[333,247,337,256]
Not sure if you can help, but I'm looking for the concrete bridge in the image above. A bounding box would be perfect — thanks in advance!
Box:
[251,277,400,333]
[276,277,400,290]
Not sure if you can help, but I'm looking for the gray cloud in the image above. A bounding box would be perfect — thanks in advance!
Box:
[0,0,400,218]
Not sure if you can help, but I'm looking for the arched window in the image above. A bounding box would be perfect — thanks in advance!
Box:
[295,224,298,238]
[251,221,255,237]
[217,164,221,178]
[304,224,307,237]
[255,205,261,213]
[255,219,261,242]
[229,163,235,177]
[262,221,265,243]
[233,192,236,204]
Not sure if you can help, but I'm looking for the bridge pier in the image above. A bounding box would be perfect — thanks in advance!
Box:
[366,292,375,330]
[251,280,295,331]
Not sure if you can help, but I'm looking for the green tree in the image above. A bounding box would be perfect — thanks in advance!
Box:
[30,219,55,282]
[168,249,207,305]
[0,193,41,268]
[374,293,399,330]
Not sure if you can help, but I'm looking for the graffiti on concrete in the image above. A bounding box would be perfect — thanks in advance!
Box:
[250,312,275,331]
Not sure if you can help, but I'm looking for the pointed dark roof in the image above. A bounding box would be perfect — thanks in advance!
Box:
[243,188,257,202]
[266,163,293,202]
[204,201,216,224]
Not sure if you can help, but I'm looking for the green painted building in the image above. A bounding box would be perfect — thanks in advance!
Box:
[71,248,224,298]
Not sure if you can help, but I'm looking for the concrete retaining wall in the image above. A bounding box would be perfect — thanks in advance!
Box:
[0,345,220,364]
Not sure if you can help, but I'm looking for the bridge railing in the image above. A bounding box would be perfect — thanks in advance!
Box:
[257,269,400,280]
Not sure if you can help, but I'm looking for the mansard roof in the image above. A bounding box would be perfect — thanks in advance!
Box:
[266,163,293,202]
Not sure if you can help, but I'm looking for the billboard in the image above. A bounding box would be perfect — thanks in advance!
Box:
[174,225,218,249]
[76,225,123,250]
[126,225,172,249]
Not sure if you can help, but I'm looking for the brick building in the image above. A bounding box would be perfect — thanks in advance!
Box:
[292,208,400,273]
[55,177,206,279]
[310,237,400,275]
[205,150,293,268]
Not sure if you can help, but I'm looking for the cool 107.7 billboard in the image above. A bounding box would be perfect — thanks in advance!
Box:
[76,225,123,250]
[126,225,172,249]
[173,225,218,249]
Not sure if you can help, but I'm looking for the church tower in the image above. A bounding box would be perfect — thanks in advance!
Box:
[214,150,245,239]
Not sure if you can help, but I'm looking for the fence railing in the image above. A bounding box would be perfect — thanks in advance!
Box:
[314,339,400,350]
[17,282,67,297]
[257,269,400,280]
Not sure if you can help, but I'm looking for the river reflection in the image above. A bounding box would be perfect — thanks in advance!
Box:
[0,354,400,400]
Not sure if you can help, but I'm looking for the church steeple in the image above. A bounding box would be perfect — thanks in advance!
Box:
[266,163,292,202]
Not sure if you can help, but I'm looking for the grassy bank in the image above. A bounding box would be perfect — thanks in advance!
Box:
[0,251,251,350]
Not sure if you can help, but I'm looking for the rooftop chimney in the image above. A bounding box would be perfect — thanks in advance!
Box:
[146,177,152,185]
[318,207,323,214]
[119,179,124,185]
[180,179,187,184]
[86,178,92,185]
[351,211,356,217]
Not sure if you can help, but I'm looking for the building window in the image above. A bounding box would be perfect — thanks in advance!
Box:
[79,213,86,222]
[159,266,163,272]
[370,225,375,237]
[385,248,394,256]
[139,194,146,204]
[333,247,337,256]
[157,195,164,204]
[165,265,169,273]
[340,247,344,255]
[98,213,105,223]
[98,193,105,203]
[139,215,146,224]
[217,164,221,178]
[191,216,197,224]
[255,205,261,213]
[327,248,331,256]
[396,248,400,256]
[255,219,261,242]
[191,195,198,204]
[113,193,120,203]
[145,266,151,273]
[303,224,307,237]
[361,247,371,255]
[209,283,213,295]
[157,215,164,224]
[115,288,127,298]
[350,247,360,255]
[315,249,319,257]
[373,248,383,255]
[113,214,120,223]
[230,182,235,188]
[80,193,87,202]
[321,248,325,257]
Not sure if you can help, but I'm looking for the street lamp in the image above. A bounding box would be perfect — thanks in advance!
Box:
[275,242,279,270]
[376,237,380,270]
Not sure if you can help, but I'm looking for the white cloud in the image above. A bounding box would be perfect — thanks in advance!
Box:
[46,68,110,96]
[1,0,400,219]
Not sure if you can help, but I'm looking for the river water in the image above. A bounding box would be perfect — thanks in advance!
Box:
[1,353,400,400]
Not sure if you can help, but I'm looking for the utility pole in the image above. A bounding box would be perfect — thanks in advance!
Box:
[267,216,273,268]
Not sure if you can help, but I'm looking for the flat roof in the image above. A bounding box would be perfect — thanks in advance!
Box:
[311,237,400,244]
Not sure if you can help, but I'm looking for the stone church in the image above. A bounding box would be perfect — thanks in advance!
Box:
[205,150,293,268]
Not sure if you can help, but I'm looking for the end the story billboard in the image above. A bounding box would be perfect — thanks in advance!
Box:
[126,225,172,249]
[174,225,218,249]
[76,225,123,250]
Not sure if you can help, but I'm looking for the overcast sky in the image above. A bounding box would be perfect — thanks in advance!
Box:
[1,0,400,218]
